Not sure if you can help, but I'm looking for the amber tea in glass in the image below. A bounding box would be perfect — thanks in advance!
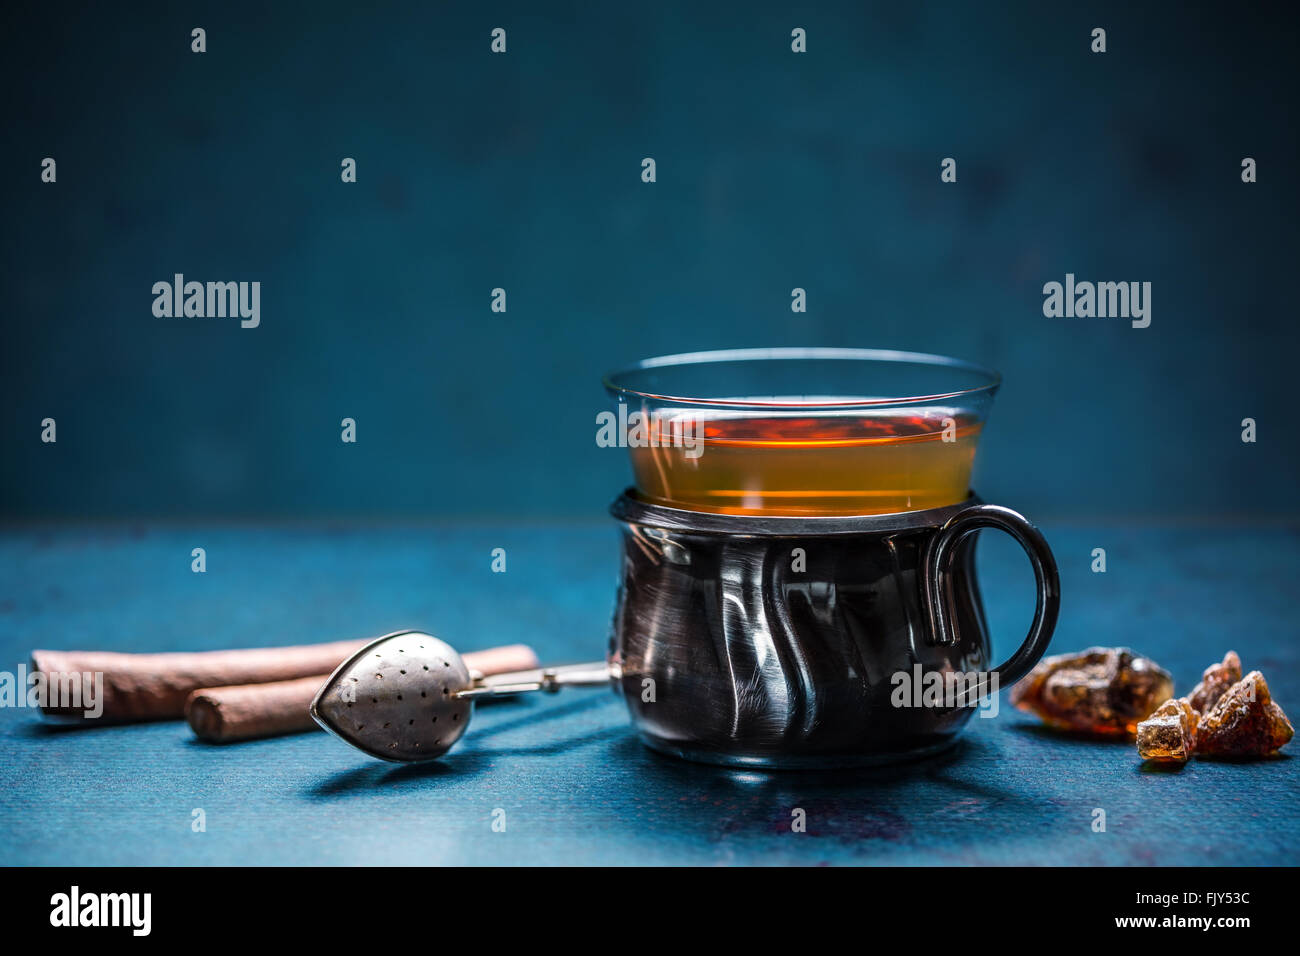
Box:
[630,409,980,516]
[605,348,1000,517]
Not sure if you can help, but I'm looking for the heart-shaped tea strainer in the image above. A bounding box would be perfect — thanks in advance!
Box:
[310,630,612,762]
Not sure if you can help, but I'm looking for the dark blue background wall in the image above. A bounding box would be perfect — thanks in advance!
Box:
[3,1,1296,520]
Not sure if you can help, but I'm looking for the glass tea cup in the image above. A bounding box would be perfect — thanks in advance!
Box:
[603,347,1001,516]
[601,348,1059,767]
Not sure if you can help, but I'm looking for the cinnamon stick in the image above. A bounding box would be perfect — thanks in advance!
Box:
[186,676,326,742]
[31,640,369,723]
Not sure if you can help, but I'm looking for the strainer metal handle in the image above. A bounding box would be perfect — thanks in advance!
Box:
[457,662,614,699]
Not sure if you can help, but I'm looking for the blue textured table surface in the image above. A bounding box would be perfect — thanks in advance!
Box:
[1,520,1296,866]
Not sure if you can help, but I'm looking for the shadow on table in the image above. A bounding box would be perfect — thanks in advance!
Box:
[309,752,497,796]
[1009,722,1134,747]
[585,732,1059,858]
[19,718,168,736]
[306,695,623,797]
[306,693,1065,862]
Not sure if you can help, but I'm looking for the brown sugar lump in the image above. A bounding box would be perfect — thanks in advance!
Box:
[1196,671,1294,759]
[1010,647,1173,737]
[1184,651,1241,715]
[1136,698,1197,763]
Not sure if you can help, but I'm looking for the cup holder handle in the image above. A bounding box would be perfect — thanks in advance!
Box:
[921,503,1060,688]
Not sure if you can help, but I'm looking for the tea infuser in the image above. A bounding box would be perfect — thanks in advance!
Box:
[310,630,613,762]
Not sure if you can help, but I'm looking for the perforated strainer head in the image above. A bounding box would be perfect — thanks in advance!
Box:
[312,629,614,763]
[311,630,474,762]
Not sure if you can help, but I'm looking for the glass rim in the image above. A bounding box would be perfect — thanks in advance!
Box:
[602,347,1002,409]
